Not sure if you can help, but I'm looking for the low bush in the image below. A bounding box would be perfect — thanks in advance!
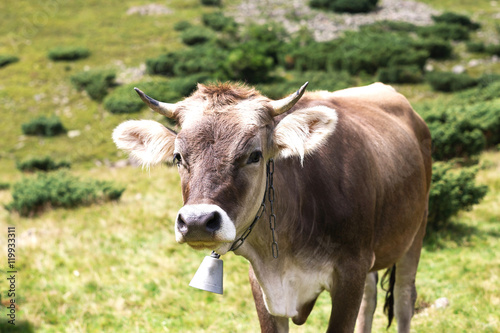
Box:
[466,41,486,53]
[147,44,229,79]
[47,46,90,61]
[180,26,214,46]
[412,38,453,59]
[168,73,212,97]
[427,116,485,161]
[428,162,488,231]
[104,80,182,114]
[432,12,480,30]
[477,73,500,87]
[200,0,221,6]
[310,0,379,13]
[70,69,116,101]
[426,71,478,92]
[257,71,354,99]
[173,20,192,31]
[417,23,470,41]
[0,55,19,68]
[466,101,500,147]
[0,182,9,190]
[224,42,274,83]
[22,116,66,136]
[202,12,237,32]
[17,156,71,172]
[5,171,125,216]
[289,29,427,75]
[378,65,423,84]
[146,53,178,76]
[485,43,500,56]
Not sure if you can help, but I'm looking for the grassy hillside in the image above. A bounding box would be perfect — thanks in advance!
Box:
[1,0,499,332]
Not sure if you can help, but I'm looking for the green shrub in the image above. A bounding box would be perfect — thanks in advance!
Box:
[290,29,428,75]
[0,182,9,190]
[174,20,192,31]
[178,45,230,77]
[477,73,500,87]
[17,156,71,172]
[432,12,480,30]
[457,81,500,104]
[47,46,90,61]
[180,26,214,46]
[0,55,19,68]
[146,53,178,76]
[104,81,181,114]
[366,20,417,33]
[70,69,116,101]
[21,116,66,136]
[202,12,237,32]
[466,41,486,53]
[257,71,354,100]
[388,50,429,69]
[428,162,488,231]
[378,65,423,84]
[168,73,212,97]
[5,171,125,216]
[427,117,485,161]
[417,23,470,41]
[224,42,274,83]
[412,38,453,59]
[466,102,500,146]
[485,43,500,56]
[310,0,379,13]
[200,0,221,6]
[426,71,478,92]
[242,23,289,64]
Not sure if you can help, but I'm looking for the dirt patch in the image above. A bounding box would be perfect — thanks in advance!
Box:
[231,0,439,41]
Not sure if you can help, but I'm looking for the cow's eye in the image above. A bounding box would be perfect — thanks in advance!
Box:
[247,151,262,164]
[173,153,182,166]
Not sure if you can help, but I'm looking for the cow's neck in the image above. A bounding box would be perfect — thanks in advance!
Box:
[234,158,335,320]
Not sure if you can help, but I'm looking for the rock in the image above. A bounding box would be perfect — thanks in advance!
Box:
[127,4,172,16]
[113,159,129,168]
[452,65,466,74]
[67,130,81,138]
[468,59,481,67]
[433,297,450,309]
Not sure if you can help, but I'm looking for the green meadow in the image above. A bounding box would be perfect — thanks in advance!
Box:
[1,0,499,332]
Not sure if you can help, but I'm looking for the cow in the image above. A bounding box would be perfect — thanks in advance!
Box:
[112,81,432,333]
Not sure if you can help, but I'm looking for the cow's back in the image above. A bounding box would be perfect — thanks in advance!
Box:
[279,83,432,270]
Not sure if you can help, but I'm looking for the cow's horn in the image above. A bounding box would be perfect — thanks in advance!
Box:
[269,82,309,116]
[134,87,176,118]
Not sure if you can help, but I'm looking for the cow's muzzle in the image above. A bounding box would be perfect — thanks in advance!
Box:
[175,204,236,250]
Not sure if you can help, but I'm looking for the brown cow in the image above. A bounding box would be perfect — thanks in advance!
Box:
[113,82,432,333]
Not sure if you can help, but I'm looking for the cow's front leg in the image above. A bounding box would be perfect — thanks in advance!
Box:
[249,264,289,333]
[328,263,367,333]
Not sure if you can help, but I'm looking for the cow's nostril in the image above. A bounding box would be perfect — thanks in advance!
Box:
[205,212,221,233]
[177,214,188,233]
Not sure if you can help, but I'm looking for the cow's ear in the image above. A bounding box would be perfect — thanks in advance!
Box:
[272,106,338,164]
[112,120,177,167]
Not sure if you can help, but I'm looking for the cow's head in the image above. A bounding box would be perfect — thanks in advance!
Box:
[113,82,337,254]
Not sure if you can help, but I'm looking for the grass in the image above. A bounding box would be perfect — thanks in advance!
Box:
[0,0,499,332]
[0,152,499,332]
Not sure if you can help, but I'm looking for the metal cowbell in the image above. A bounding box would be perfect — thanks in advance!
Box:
[189,252,223,294]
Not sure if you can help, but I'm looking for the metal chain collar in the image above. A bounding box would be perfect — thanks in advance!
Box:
[228,159,279,258]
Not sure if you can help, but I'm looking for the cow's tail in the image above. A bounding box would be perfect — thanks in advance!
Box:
[381,264,396,328]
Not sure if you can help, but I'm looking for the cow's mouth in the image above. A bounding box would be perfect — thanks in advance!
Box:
[186,241,220,250]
